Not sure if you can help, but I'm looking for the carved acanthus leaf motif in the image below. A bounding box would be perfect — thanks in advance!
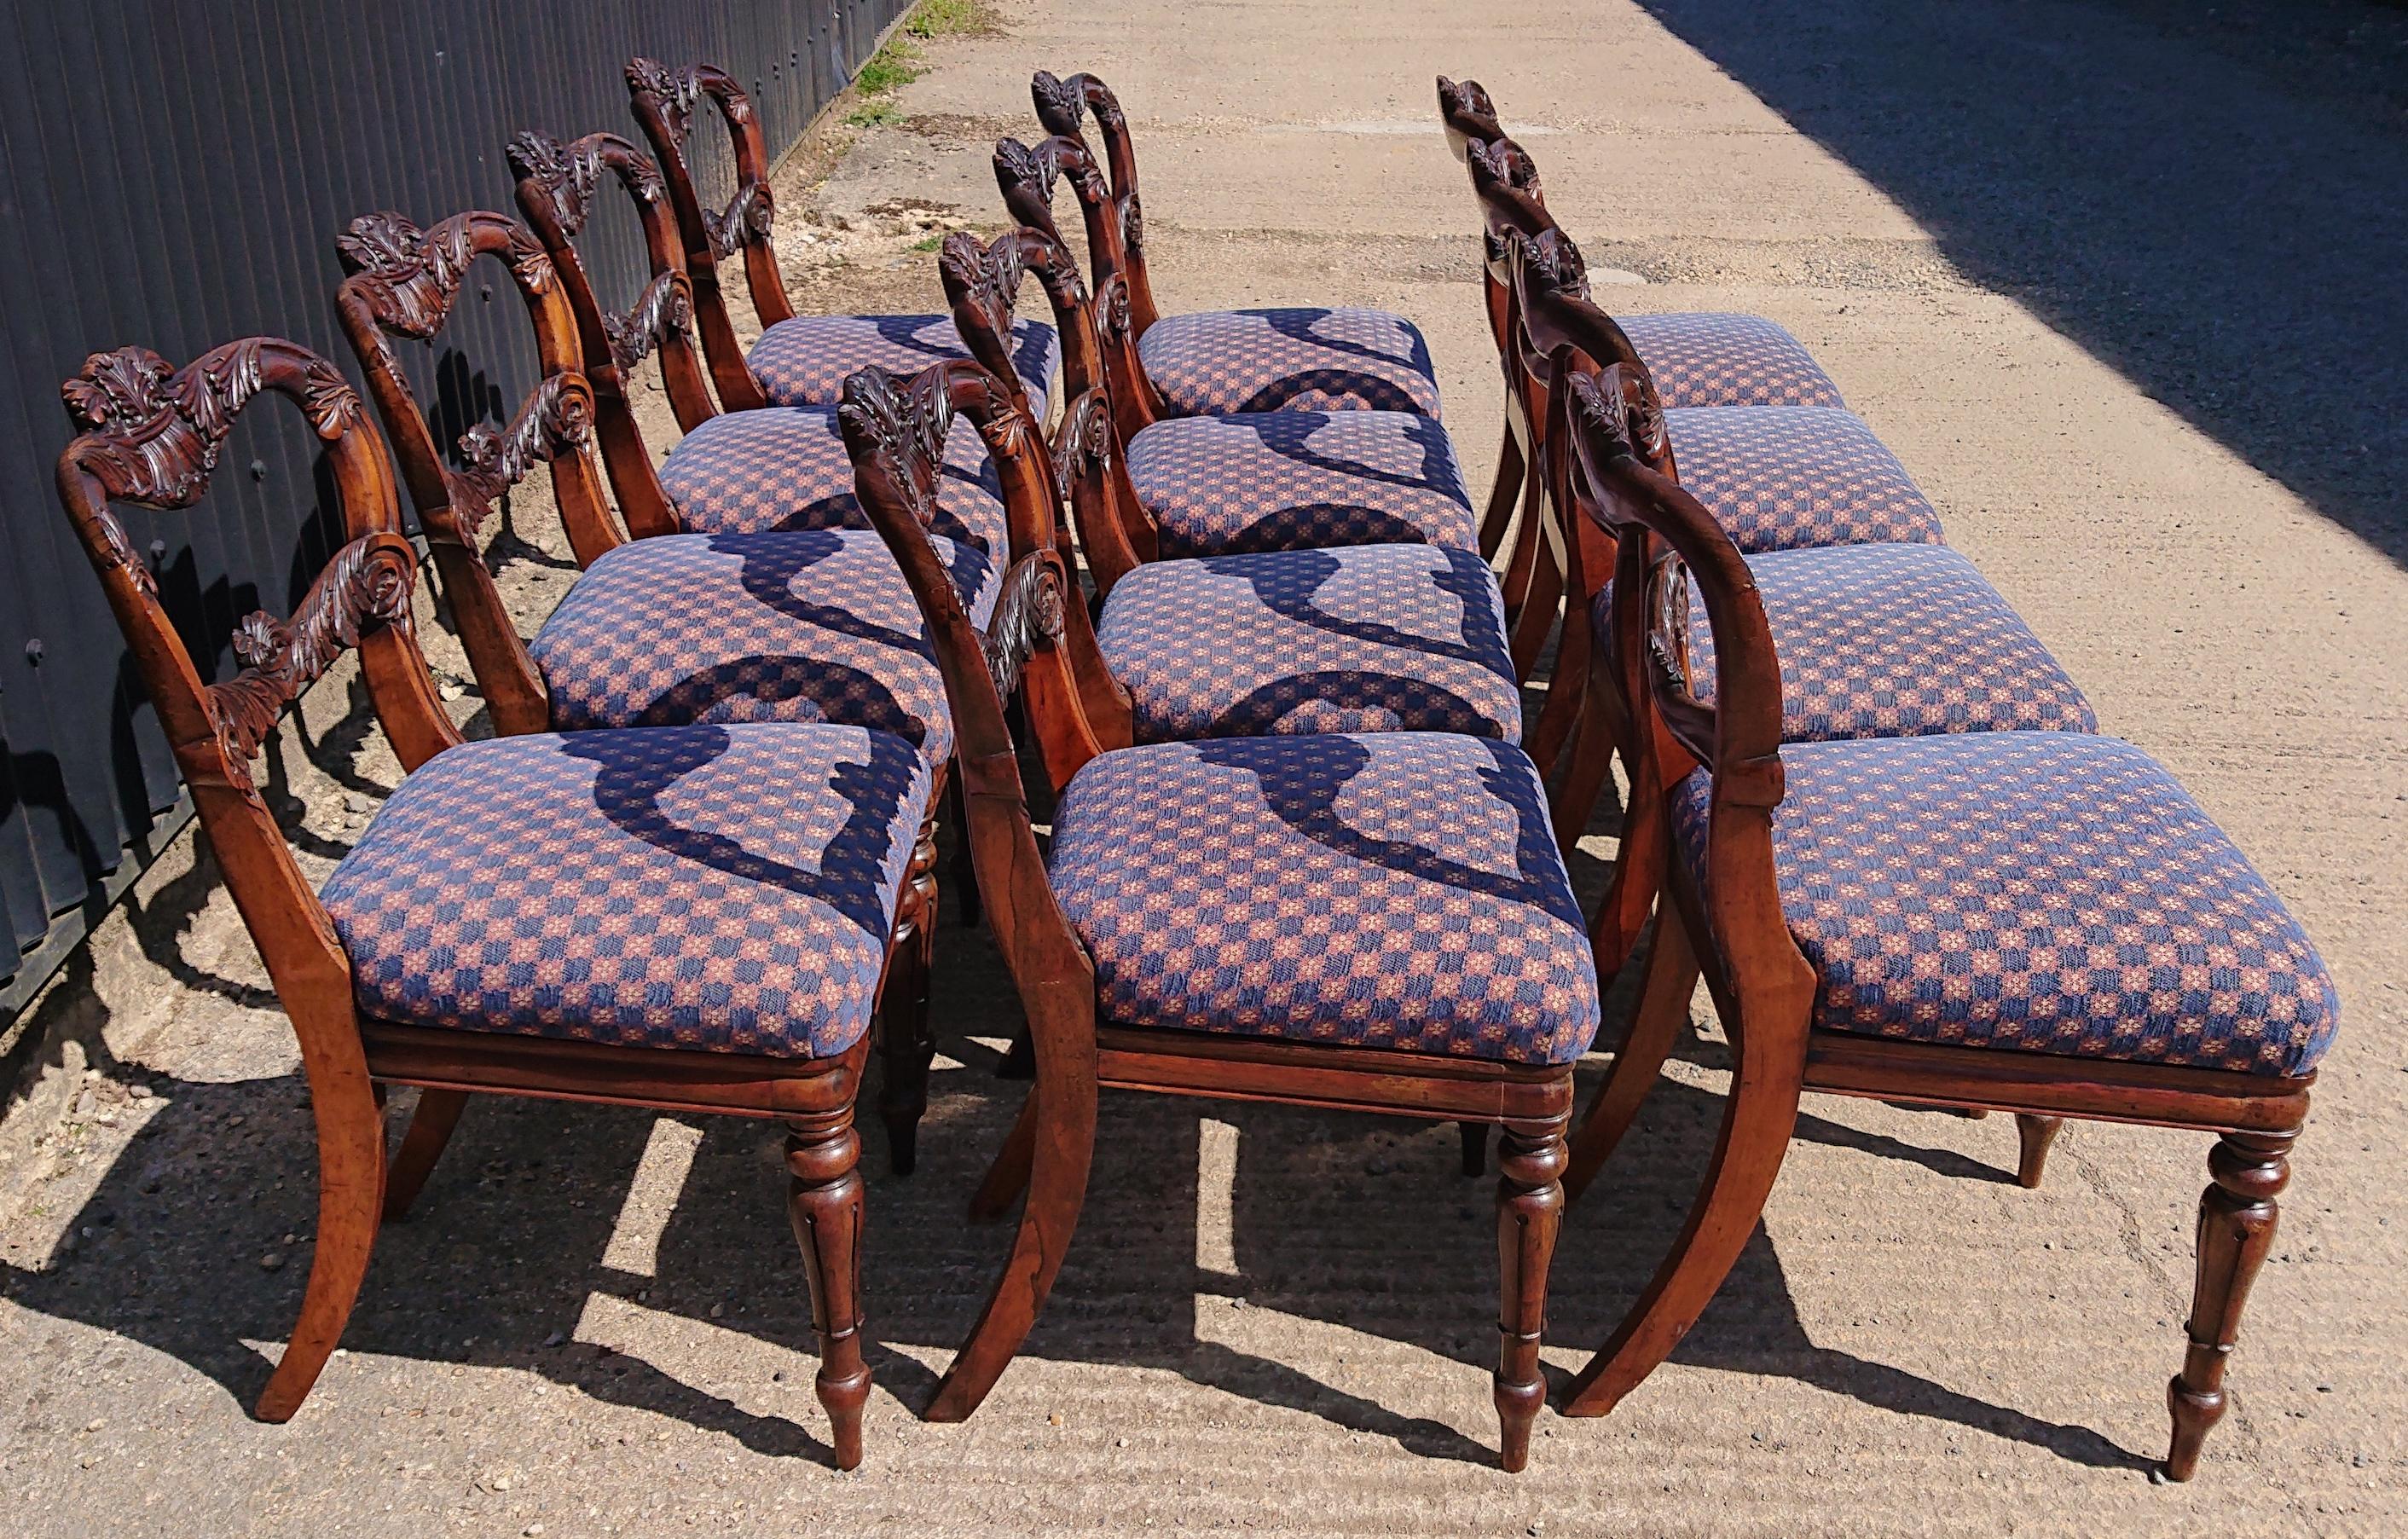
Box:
[92,509,159,598]
[1524,227,1592,303]
[1646,549,1694,701]
[1467,137,1543,197]
[1048,390,1114,501]
[626,56,703,148]
[1030,71,1085,136]
[836,367,952,532]
[1097,273,1134,342]
[507,130,605,235]
[1436,76,1496,122]
[63,341,263,508]
[981,553,1068,703]
[1119,190,1145,257]
[939,232,1022,338]
[993,136,1053,200]
[1624,373,1669,463]
[450,373,595,524]
[703,181,773,259]
[338,212,471,338]
[604,272,695,370]
[206,535,418,790]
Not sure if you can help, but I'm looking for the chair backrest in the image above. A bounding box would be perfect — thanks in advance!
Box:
[54,337,459,1027]
[333,208,615,734]
[836,362,1102,996]
[993,132,1167,441]
[1559,367,1800,975]
[1029,71,1159,340]
[941,201,1158,593]
[625,57,790,412]
[935,228,1138,745]
[507,128,715,439]
[1435,75,1506,165]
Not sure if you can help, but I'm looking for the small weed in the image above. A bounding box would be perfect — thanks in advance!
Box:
[906,0,1000,39]
[911,234,946,253]
[853,38,926,97]
[846,100,906,129]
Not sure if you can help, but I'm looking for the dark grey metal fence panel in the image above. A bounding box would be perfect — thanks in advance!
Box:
[0,0,907,1015]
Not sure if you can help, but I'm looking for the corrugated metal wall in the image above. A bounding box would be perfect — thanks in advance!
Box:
[0,0,908,1016]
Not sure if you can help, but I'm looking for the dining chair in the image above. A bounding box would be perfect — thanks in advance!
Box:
[624,57,1061,414]
[993,135,1482,562]
[1552,367,2336,1481]
[1026,70,1446,425]
[837,358,1601,1470]
[331,208,1030,1171]
[54,337,943,1467]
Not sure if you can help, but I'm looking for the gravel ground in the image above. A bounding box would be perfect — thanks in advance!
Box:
[3,1,2405,1534]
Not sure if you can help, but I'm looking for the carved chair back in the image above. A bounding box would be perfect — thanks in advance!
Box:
[1560,367,1813,1019]
[53,338,460,1035]
[1435,75,1507,165]
[940,205,1158,593]
[625,57,790,412]
[1029,72,1158,340]
[333,208,615,735]
[836,362,1103,976]
[993,133,1167,443]
[507,129,715,445]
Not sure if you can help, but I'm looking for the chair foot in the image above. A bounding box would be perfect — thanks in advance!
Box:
[256,1071,385,1422]
[1494,1117,1566,1472]
[787,1108,870,1471]
[2013,1114,2061,1189]
[2162,1129,2294,1482]
[1459,1121,1488,1177]
[381,1088,468,1221]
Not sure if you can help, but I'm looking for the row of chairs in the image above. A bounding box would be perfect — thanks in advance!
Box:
[49,55,2336,1481]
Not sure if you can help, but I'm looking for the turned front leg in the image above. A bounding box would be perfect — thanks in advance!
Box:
[1495,1115,1568,1472]
[787,1108,871,1470]
[2164,1129,2295,1481]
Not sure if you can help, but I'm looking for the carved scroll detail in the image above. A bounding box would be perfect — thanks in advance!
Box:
[1437,75,1498,122]
[940,232,1024,344]
[1646,548,1695,700]
[981,553,1068,703]
[836,367,951,531]
[450,373,595,523]
[1030,71,1086,136]
[1097,273,1134,343]
[604,271,695,370]
[61,342,358,510]
[993,136,1054,201]
[339,212,553,339]
[1522,227,1592,304]
[703,181,774,259]
[205,535,418,790]
[1049,389,1114,502]
[626,56,703,148]
[1467,137,1543,196]
[1120,190,1145,257]
[506,130,605,234]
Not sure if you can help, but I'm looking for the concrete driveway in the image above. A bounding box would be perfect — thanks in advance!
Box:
[3,1,2403,1533]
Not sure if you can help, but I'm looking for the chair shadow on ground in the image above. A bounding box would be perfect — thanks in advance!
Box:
[1629,0,2408,566]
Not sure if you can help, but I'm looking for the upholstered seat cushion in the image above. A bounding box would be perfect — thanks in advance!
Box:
[1616,314,1844,408]
[660,406,1008,556]
[745,313,1060,408]
[1051,732,1600,1065]
[1137,307,1444,418]
[1124,410,1479,558]
[321,722,931,1059]
[1669,732,2339,1075]
[528,530,1000,761]
[1098,544,1521,743]
[1595,543,2097,743]
[1661,408,1943,553]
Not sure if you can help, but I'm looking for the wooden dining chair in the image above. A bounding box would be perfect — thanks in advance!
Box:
[624,56,1060,414]
[1550,367,2336,1481]
[837,359,1602,1470]
[53,337,953,1467]
[332,207,1033,1171]
[992,136,1483,568]
[1026,70,1447,425]
[937,222,1524,758]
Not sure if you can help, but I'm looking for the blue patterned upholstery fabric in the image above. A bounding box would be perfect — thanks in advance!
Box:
[1051,732,1600,1064]
[1124,410,1479,558]
[1662,408,1944,553]
[1616,313,1844,408]
[746,313,1059,408]
[528,530,1000,761]
[1596,544,2097,743]
[321,723,931,1058]
[1669,733,2338,1075]
[660,406,1008,556]
[1137,307,1444,418]
[1098,544,1521,743]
